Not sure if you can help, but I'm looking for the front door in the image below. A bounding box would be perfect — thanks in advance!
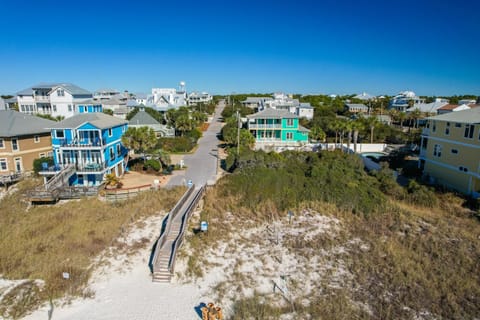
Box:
[14,158,22,172]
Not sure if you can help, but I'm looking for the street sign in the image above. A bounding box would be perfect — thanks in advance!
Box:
[200,221,208,232]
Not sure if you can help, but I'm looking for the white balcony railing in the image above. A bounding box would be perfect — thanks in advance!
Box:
[248,124,282,129]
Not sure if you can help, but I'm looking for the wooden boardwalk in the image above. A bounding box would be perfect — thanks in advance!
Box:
[152,184,205,282]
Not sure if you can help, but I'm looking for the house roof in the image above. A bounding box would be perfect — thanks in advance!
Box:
[242,97,272,103]
[17,83,91,96]
[47,112,127,130]
[353,92,375,100]
[247,108,299,119]
[51,83,91,96]
[407,101,448,113]
[129,110,161,126]
[438,104,459,111]
[0,110,56,137]
[298,125,310,132]
[299,103,313,109]
[17,83,58,96]
[427,107,480,124]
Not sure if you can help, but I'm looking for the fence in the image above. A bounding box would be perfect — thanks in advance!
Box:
[103,184,153,202]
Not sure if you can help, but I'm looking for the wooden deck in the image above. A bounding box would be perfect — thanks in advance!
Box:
[151,184,206,282]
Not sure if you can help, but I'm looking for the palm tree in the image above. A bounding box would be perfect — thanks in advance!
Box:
[121,126,157,165]
[151,149,171,170]
[398,112,407,129]
[363,116,380,144]
[351,120,364,153]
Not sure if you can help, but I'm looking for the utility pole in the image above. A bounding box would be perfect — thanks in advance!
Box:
[236,110,240,156]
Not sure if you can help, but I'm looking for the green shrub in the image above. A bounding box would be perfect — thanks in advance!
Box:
[32,157,54,174]
[406,180,438,207]
[144,159,161,171]
[158,137,196,153]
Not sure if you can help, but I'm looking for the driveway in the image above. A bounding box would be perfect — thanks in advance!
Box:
[166,101,225,187]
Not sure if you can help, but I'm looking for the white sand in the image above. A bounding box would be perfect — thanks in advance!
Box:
[24,214,213,320]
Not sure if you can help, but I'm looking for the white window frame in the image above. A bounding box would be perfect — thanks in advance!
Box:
[108,128,113,137]
[0,158,7,171]
[116,144,121,156]
[14,157,22,172]
[286,132,293,140]
[109,147,115,161]
[11,138,19,151]
[0,138,4,149]
[433,144,442,157]
[56,130,64,139]
[34,135,40,143]
[286,118,294,126]
[58,89,64,97]
[39,153,46,158]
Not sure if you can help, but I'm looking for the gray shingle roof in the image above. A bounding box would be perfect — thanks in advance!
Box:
[47,112,127,130]
[426,107,480,124]
[0,110,56,137]
[247,108,299,119]
[53,83,91,96]
[129,110,160,126]
[345,103,368,109]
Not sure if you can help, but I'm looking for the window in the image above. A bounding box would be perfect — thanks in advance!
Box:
[11,138,18,151]
[108,128,113,137]
[432,121,436,133]
[68,104,72,112]
[0,138,4,149]
[47,151,53,157]
[286,132,293,140]
[459,166,468,172]
[34,135,40,143]
[39,153,46,157]
[445,128,450,135]
[455,123,461,128]
[451,149,458,154]
[56,130,64,138]
[464,124,474,139]
[0,159,7,171]
[53,105,57,112]
[109,147,115,161]
[116,144,121,156]
[286,119,294,126]
[433,144,442,157]
[57,89,64,97]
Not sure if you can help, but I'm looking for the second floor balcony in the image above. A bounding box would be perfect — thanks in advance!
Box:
[34,95,50,102]
[57,138,105,148]
[248,123,282,130]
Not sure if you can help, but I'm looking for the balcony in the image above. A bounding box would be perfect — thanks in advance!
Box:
[34,95,50,102]
[58,138,104,148]
[248,123,282,130]
[39,162,106,175]
[76,161,107,173]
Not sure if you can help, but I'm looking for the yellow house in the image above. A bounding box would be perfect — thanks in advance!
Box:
[419,108,480,198]
[0,110,55,175]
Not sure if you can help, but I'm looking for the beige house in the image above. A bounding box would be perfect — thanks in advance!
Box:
[419,108,480,197]
[0,110,55,175]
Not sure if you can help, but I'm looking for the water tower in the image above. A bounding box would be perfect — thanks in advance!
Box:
[179,81,186,93]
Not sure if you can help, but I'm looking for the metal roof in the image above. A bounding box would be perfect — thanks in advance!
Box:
[47,112,127,130]
[52,83,91,96]
[345,103,368,109]
[247,108,299,119]
[427,107,480,124]
[0,110,56,137]
[129,110,160,126]
[17,83,91,96]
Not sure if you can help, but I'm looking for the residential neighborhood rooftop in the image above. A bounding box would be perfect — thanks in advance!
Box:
[0,110,56,137]
[129,110,160,126]
[427,107,480,123]
[47,112,127,129]
[247,108,300,119]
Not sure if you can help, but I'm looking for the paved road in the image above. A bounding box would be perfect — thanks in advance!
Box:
[166,100,225,187]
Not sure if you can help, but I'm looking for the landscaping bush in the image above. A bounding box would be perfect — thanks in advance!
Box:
[144,159,161,171]
[32,157,54,174]
[158,137,196,153]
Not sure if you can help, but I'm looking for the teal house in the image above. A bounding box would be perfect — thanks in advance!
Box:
[247,108,309,150]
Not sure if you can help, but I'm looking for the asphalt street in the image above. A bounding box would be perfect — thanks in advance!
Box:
[166,100,225,187]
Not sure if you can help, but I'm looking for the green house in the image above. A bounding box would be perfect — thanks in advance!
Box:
[247,108,309,150]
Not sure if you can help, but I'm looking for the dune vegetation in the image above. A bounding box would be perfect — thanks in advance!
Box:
[183,150,480,319]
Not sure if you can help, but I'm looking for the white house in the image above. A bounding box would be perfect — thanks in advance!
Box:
[16,83,96,118]
[187,92,213,105]
[93,88,121,100]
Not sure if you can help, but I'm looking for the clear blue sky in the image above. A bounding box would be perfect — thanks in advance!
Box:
[0,0,478,96]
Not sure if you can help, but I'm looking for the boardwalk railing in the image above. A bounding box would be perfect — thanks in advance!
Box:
[103,184,152,202]
[152,184,206,282]
[151,185,195,275]
[169,185,206,273]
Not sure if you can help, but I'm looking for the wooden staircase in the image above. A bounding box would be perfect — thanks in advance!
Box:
[152,185,205,282]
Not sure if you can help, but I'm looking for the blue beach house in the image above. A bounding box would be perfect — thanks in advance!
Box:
[41,113,128,186]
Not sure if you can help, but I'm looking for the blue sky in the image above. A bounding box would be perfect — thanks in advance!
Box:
[0,0,478,96]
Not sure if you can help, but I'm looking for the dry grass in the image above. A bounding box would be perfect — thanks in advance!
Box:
[182,180,480,320]
[0,179,185,319]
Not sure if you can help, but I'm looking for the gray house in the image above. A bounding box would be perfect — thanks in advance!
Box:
[128,109,174,137]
